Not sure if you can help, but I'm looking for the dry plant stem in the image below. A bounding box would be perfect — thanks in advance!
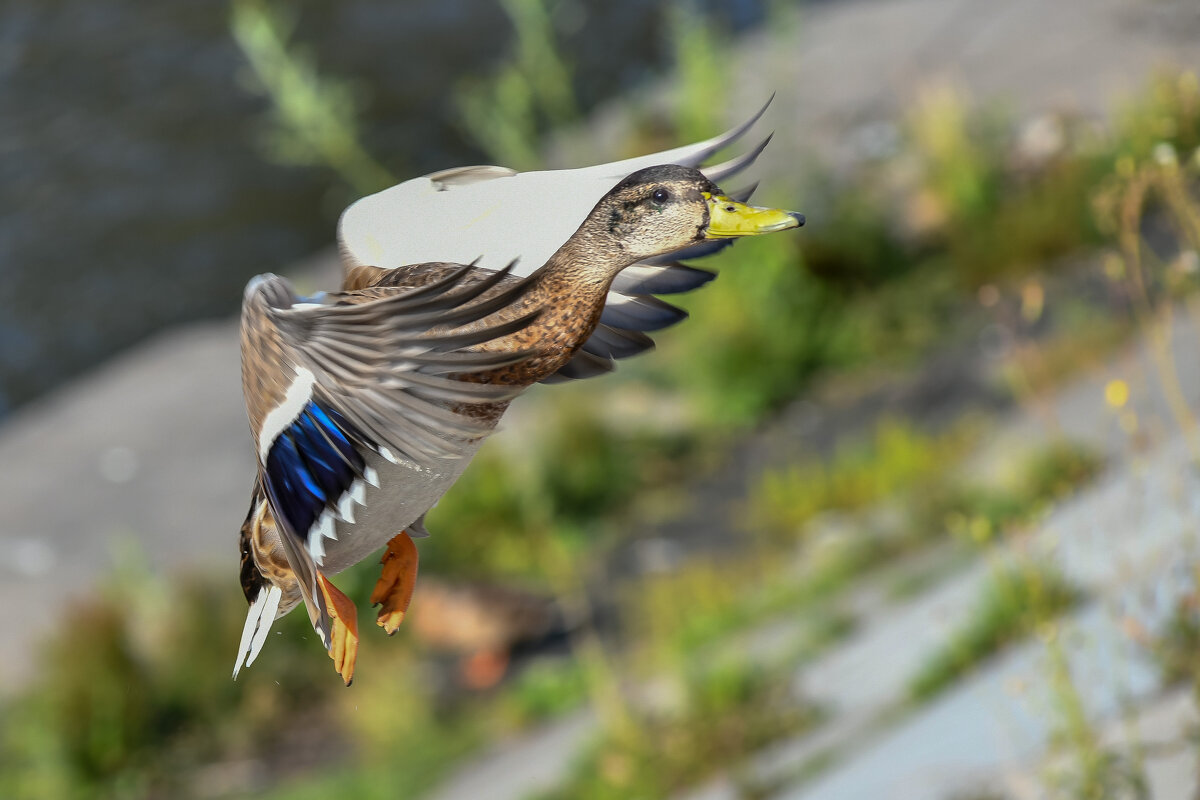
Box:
[1034,556,1146,796]
[1159,164,1200,250]
[1044,629,1102,790]
[1119,167,1200,461]
[1156,163,1200,402]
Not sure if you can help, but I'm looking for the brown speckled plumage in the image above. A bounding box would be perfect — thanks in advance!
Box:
[314,169,723,430]
[234,164,801,681]
[350,167,721,392]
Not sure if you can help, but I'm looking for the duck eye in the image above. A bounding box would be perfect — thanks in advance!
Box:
[651,188,670,205]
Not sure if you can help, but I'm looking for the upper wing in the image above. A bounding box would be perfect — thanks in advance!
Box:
[337,99,772,274]
[337,99,775,381]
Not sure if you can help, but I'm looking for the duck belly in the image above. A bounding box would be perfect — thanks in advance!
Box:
[319,443,483,575]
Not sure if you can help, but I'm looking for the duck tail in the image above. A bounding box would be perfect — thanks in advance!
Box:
[232,584,284,679]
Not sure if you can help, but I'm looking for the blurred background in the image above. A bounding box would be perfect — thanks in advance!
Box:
[3,0,1200,797]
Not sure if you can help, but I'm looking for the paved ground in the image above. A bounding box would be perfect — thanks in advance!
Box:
[551,0,1200,179]
[0,251,340,688]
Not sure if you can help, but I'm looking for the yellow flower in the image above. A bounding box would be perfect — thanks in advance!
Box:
[1105,379,1129,409]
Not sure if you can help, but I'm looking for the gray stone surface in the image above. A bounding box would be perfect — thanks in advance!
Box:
[425,711,595,800]
[0,251,340,689]
[0,318,248,686]
[773,444,1200,799]
[551,0,1200,179]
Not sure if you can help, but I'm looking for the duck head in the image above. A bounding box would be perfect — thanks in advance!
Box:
[556,164,803,276]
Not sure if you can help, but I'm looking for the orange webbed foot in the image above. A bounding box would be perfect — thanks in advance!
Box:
[371,532,420,635]
[317,572,359,686]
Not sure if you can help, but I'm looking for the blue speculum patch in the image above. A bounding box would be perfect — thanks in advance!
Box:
[263,401,365,538]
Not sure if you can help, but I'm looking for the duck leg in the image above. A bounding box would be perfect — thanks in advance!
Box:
[317,572,359,686]
[371,532,420,635]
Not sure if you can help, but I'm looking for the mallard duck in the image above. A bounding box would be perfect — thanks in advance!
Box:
[234,131,803,686]
[337,99,777,381]
[236,265,540,682]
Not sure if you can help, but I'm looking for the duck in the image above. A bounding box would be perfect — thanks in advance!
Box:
[336,100,777,382]
[234,134,803,687]
[236,263,540,683]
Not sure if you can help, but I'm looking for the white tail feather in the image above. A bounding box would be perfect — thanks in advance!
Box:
[232,585,283,679]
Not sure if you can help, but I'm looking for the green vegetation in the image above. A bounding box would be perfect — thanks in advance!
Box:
[668,0,730,141]
[935,441,1105,546]
[0,570,337,799]
[908,564,1080,702]
[653,73,1200,435]
[421,391,701,579]
[890,442,1101,704]
[626,550,860,663]
[748,419,980,541]
[230,0,394,194]
[1040,623,1150,800]
[1025,94,1200,799]
[1093,75,1200,461]
[531,658,820,800]
[748,421,1102,566]
[498,659,591,727]
[1149,591,1200,688]
[1112,71,1200,161]
[456,0,578,169]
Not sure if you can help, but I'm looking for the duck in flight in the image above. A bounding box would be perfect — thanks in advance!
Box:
[235,111,803,685]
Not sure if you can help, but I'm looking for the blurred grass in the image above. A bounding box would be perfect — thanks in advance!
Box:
[1041,616,1151,800]
[624,549,861,665]
[530,656,820,800]
[907,563,1080,702]
[230,0,394,194]
[747,419,979,541]
[0,565,339,799]
[1150,590,1200,689]
[935,441,1105,546]
[1093,73,1200,461]
[455,0,578,170]
[419,391,702,580]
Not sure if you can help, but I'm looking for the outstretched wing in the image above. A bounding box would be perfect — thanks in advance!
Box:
[240,267,538,644]
[337,99,775,380]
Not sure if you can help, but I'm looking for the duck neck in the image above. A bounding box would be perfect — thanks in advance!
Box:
[489,231,636,384]
[532,230,628,302]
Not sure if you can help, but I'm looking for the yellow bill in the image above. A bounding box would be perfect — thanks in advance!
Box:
[703,192,805,238]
